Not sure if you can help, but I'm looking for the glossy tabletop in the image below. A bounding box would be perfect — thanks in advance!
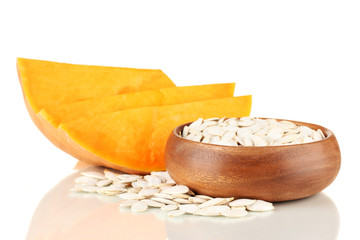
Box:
[26,168,339,240]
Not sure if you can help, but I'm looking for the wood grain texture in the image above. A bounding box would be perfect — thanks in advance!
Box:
[164,119,341,202]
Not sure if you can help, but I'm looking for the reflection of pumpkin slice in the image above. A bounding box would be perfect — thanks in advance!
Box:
[40,83,236,127]
[26,169,167,240]
[60,96,252,174]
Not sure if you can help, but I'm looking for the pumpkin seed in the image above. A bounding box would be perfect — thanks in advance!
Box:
[81,186,101,193]
[182,126,189,137]
[312,130,323,141]
[151,171,172,181]
[189,197,207,204]
[252,135,267,146]
[246,200,274,212]
[135,180,149,188]
[161,204,178,211]
[181,117,325,146]
[144,175,162,187]
[151,197,178,205]
[75,176,98,185]
[104,169,121,182]
[303,136,314,143]
[229,199,256,207]
[195,205,230,216]
[81,171,106,180]
[162,185,189,195]
[119,199,138,207]
[168,210,185,217]
[73,167,275,219]
[118,193,145,200]
[173,198,192,204]
[131,201,148,212]
[153,193,174,199]
[138,188,160,197]
[198,198,226,208]
[230,206,246,211]
[221,209,248,217]
[188,118,203,129]
[317,129,325,139]
[118,176,139,183]
[217,197,234,205]
[140,199,165,208]
[179,204,200,214]
[96,179,112,187]
[97,185,126,195]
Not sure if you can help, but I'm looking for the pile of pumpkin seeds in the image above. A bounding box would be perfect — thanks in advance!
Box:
[72,167,274,218]
[182,117,326,146]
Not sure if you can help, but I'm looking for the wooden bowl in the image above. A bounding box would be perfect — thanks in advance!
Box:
[164,118,341,202]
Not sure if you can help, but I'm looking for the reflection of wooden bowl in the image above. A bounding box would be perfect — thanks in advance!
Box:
[165,193,340,240]
[164,119,341,202]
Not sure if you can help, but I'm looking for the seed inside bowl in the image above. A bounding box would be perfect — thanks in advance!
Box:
[181,117,326,146]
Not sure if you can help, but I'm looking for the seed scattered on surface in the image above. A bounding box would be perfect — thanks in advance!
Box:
[81,186,101,193]
[138,188,160,197]
[119,199,138,207]
[173,198,192,204]
[195,195,213,200]
[131,201,148,212]
[171,193,191,199]
[144,175,162,187]
[97,185,126,195]
[161,204,179,211]
[75,176,98,185]
[181,117,326,146]
[151,197,178,205]
[179,204,200,214]
[195,205,231,216]
[153,193,173,199]
[118,192,145,200]
[229,198,256,207]
[168,210,185,217]
[162,185,189,195]
[246,200,274,212]
[73,167,274,218]
[118,176,139,183]
[218,198,234,205]
[221,209,248,217]
[230,206,246,211]
[127,187,141,193]
[198,198,227,209]
[81,171,106,180]
[96,179,112,187]
[140,199,165,208]
[104,169,121,182]
[189,197,207,204]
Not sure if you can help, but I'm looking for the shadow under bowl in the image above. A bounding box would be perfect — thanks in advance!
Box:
[164,118,341,202]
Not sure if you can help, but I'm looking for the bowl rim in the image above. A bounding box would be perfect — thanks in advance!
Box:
[172,117,335,149]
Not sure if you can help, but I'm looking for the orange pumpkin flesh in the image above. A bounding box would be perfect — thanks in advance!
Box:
[17,58,174,164]
[17,58,175,113]
[17,58,252,173]
[60,96,252,173]
[39,83,236,127]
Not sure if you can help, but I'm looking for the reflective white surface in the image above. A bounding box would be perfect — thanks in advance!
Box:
[27,169,339,240]
[2,1,360,239]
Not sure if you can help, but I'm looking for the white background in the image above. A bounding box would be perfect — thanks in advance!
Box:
[1,0,359,239]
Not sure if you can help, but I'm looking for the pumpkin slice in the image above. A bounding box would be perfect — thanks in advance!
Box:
[40,83,235,127]
[17,58,175,159]
[17,58,175,113]
[60,95,252,174]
